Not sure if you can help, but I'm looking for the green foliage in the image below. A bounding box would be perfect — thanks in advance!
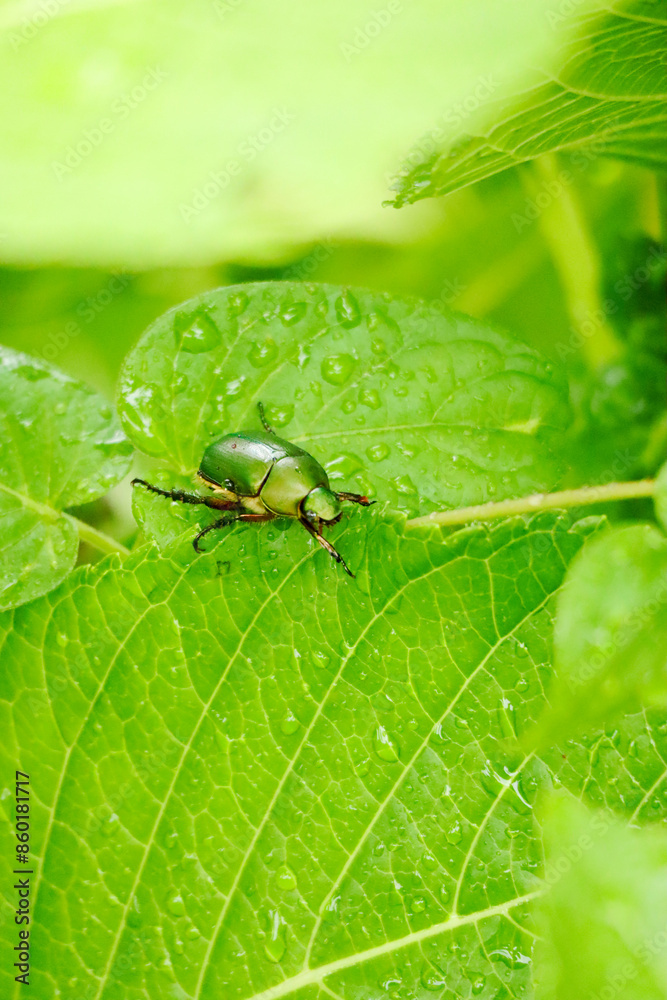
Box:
[535,795,667,1000]
[0,0,565,268]
[0,346,132,610]
[534,523,667,748]
[119,282,570,542]
[0,0,664,994]
[391,3,667,206]
[4,505,664,1000]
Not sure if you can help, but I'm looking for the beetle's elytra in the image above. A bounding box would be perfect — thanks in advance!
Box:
[132,402,374,577]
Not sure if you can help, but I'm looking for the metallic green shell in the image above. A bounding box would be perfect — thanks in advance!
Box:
[198,431,330,516]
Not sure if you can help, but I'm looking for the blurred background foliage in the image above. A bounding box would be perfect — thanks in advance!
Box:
[1,0,665,548]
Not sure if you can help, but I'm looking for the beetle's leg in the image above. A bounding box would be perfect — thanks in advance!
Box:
[193,515,239,553]
[193,512,274,553]
[257,401,274,435]
[335,491,376,507]
[300,518,355,578]
[132,479,235,511]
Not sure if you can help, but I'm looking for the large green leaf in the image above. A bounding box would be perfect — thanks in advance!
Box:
[0,0,571,267]
[118,282,570,538]
[0,346,133,610]
[391,3,667,206]
[533,523,667,747]
[5,510,663,999]
[535,795,667,1000]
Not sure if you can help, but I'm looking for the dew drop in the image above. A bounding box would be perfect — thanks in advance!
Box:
[356,759,371,777]
[446,820,462,844]
[360,388,381,410]
[224,377,247,399]
[175,309,221,354]
[264,911,286,963]
[166,892,186,916]
[228,291,249,317]
[311,651,330,669]
[342,399,356,414]
[326,452,364,479]
[248,338,279,368]
[391,474,418,496]
[280,710,300,736]
[186,925,200,940]
[55,632,68,648]
[322,354,357,386]
[489,946,531,969]
[267,404,294,428]
[335,290,362,328]
[410,895,426,914]
[280,302,307,326]
[472,976,486,994]
[422,853,437,871]
[275,865,297,892]
[374,725,400,762]
[367,442,390,462]
[497,698,516,739]
[420,962,447,991]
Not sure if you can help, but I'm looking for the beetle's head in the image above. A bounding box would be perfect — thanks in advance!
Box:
[302,486,341,524]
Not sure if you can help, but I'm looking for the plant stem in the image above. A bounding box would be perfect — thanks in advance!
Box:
[406,479,656,529]
[524,153,622,369]
[65,515,130,556]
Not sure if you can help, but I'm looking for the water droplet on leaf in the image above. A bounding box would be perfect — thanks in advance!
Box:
[248,338,279,368]
[264,911,286,963]
[374,725,400,762]
[322,354,357,386]
[280,302,307,326]
[166,892,186,916]
[281,710,300,735]
[176,309,221,353]
[367,442,389,462]
[275,865,297,891]
[335,290,362,328]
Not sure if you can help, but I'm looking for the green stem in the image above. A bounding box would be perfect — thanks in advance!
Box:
[406,479,656,529]
[65,515,130,557]
[523,153,622,369]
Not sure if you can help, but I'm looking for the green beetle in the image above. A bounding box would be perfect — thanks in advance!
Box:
[132,403,374,577]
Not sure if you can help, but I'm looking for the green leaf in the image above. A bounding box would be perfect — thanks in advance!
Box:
[3,510,649,1000]
[534,523,667,748]
[0,0,568,267]
[392,3,667,206]
[0,347,133,610]
[118,282,570,544]
[535,794,667,1000]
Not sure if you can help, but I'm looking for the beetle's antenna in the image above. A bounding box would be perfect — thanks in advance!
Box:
[257,401,274,435]
[300,517,355,577]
